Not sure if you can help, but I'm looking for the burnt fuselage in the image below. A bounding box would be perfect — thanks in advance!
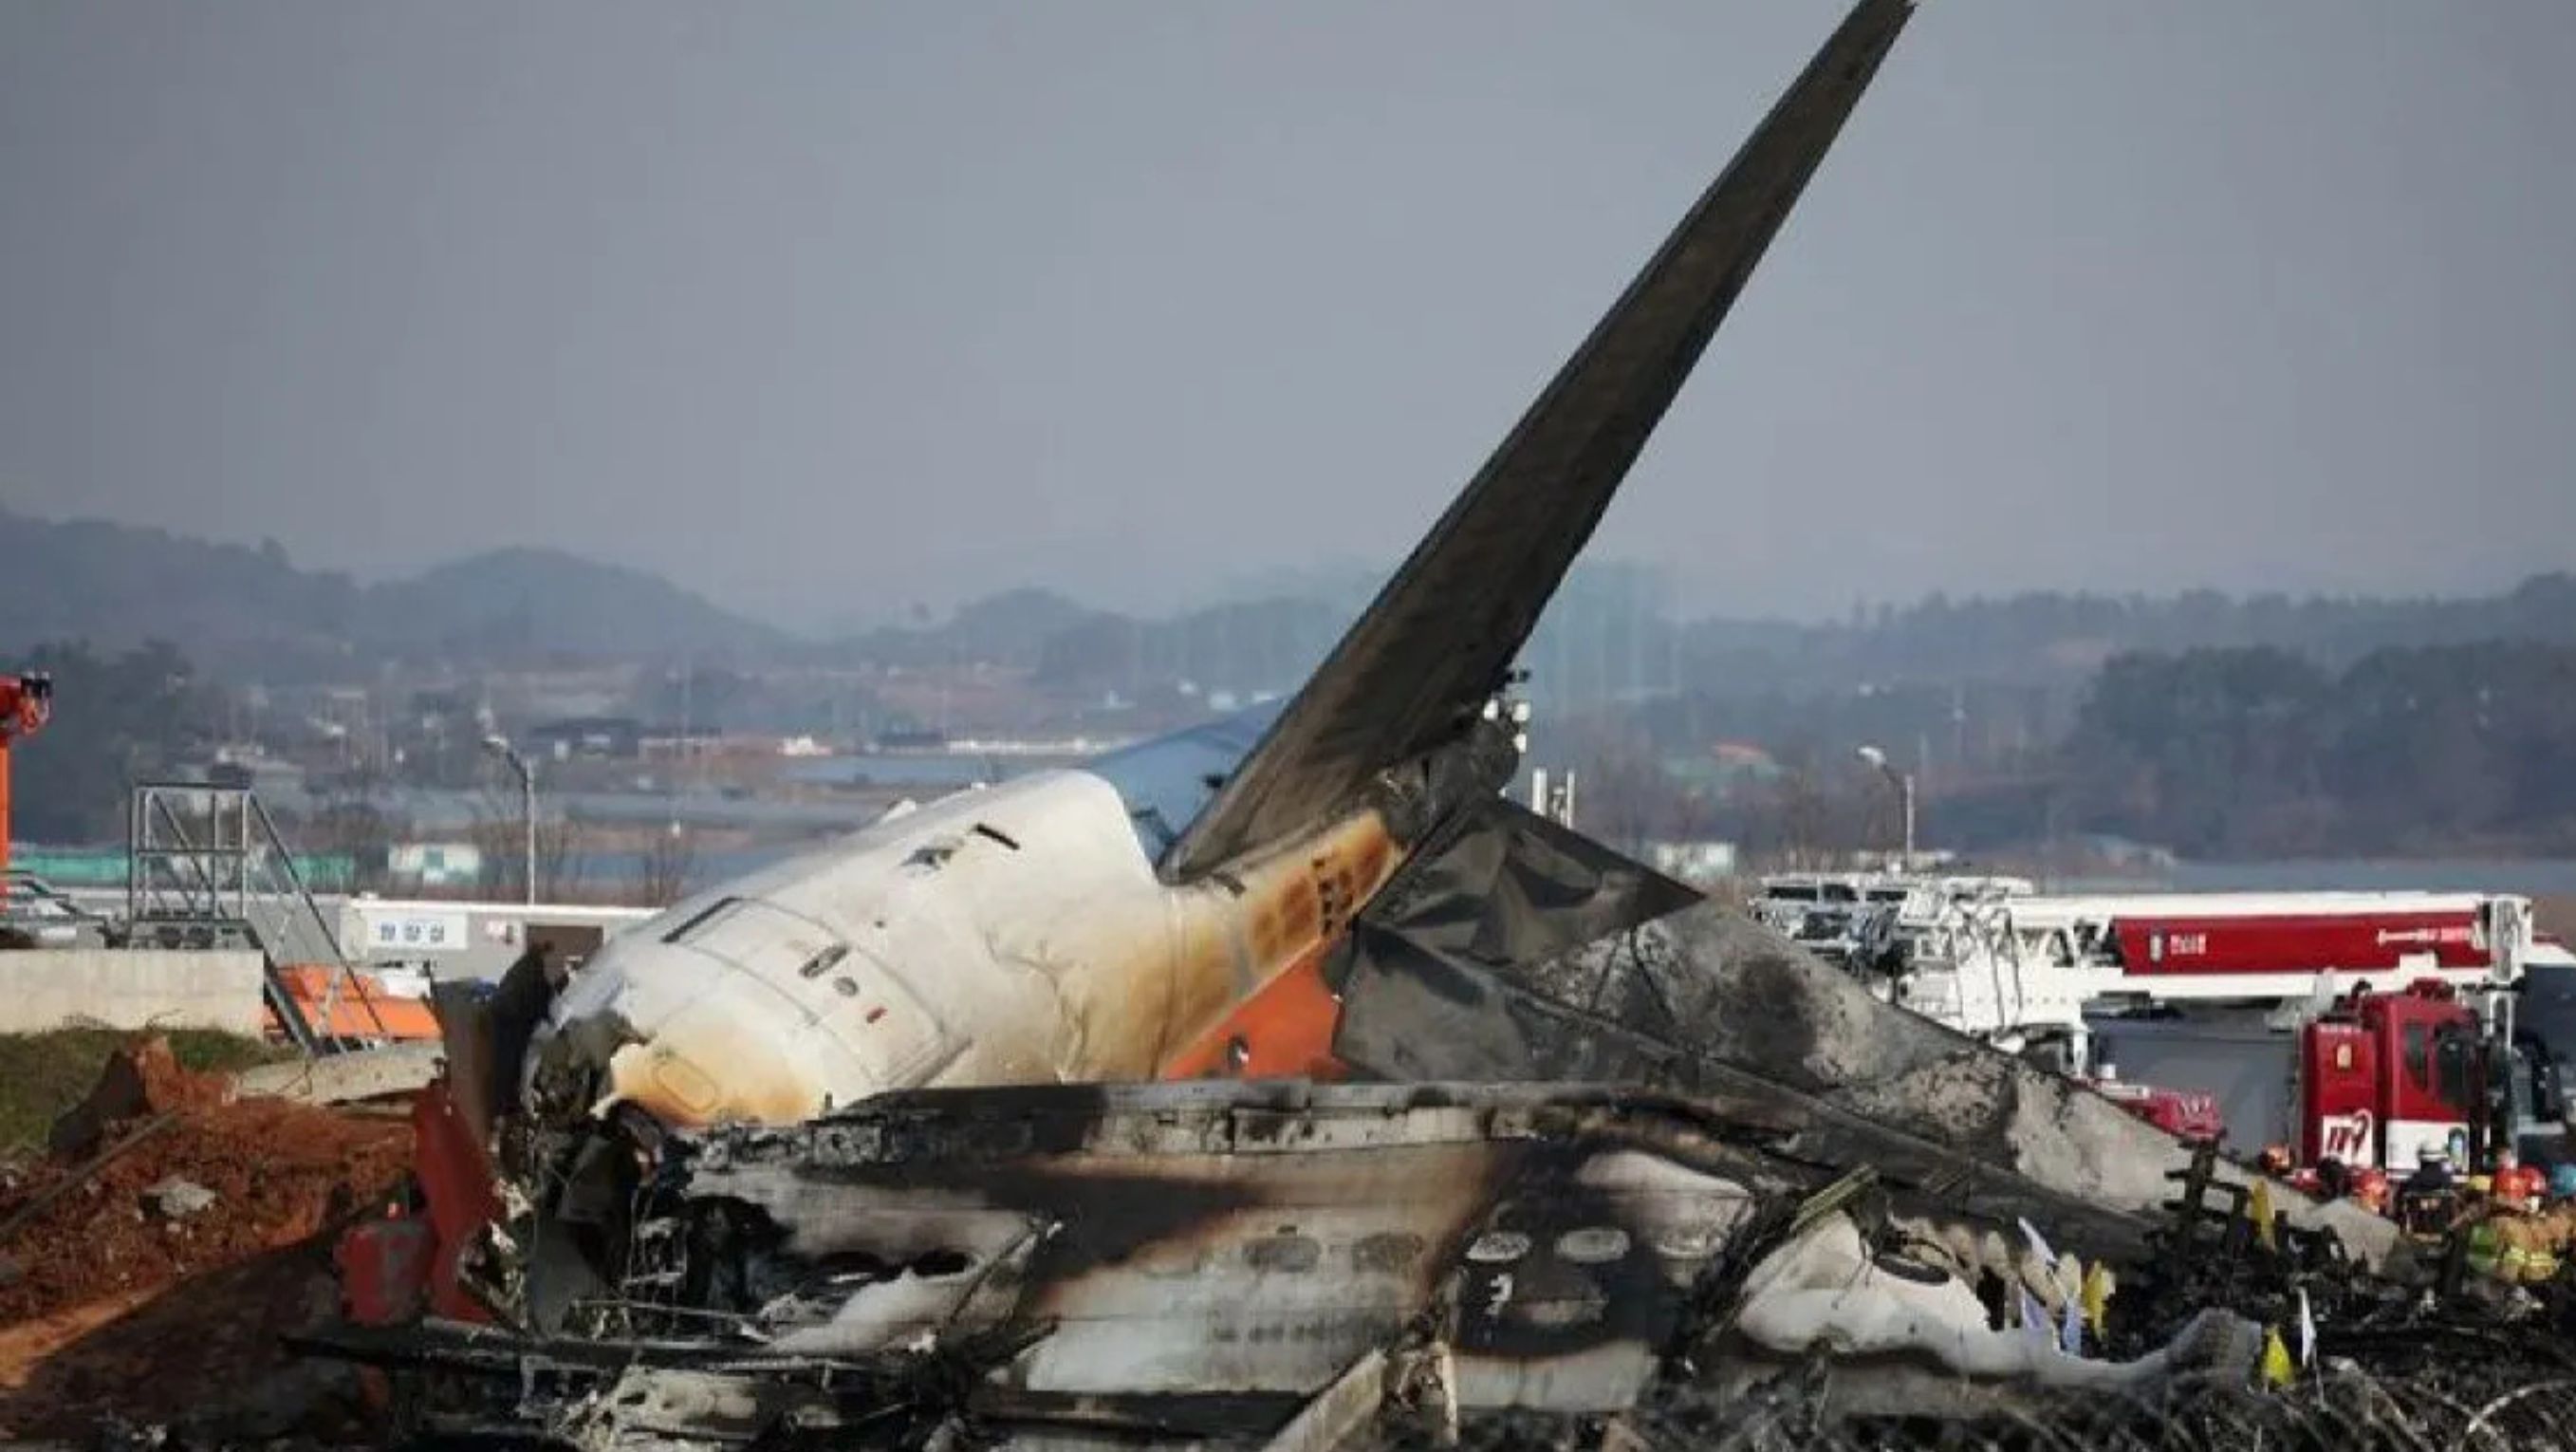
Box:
[528,707,1511,1130]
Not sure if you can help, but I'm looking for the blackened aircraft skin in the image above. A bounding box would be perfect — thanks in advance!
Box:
[526,0,1919,1132]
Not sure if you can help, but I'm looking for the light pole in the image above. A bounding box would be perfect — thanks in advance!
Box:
[483,734,537,905]
[1856,744,1915,869]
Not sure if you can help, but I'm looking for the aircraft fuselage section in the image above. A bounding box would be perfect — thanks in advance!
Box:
[539,766,1398,1129]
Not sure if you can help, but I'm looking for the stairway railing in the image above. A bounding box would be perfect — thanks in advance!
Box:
[125,781,390,1054]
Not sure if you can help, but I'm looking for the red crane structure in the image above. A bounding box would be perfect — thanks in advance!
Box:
[0,671,55,906]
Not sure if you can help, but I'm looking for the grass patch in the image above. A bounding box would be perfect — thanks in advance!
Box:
[0,1027,297,1160]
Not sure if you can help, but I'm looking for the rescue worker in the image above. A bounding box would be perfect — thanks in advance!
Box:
[2353,1166,2393,1218]
[2314,1157,2350,1201]
[2398,1145,2457,1238]
[2257,1145,2294,1179]
[2493,1148,2544,1211]
[2463,1174,2565,1286]
[2536,1167,2576,1268]
[2403,1144,2455,1196]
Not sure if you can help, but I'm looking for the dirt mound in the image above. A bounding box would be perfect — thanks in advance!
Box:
[38,1034,234,1159]
[0,1038,413,1435]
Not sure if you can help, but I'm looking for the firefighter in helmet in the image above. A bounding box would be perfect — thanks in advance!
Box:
[2493,1148,2544,1212]
[2397,1145,2457,1238]
[2403,1144,2455,1195]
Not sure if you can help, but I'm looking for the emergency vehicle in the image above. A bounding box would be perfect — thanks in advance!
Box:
[1779,883,2553,1065]
[1761,875,2574,1155]
[2295,980,2537,1170]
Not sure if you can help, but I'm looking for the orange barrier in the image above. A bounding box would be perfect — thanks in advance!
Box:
[268,963,442,1041]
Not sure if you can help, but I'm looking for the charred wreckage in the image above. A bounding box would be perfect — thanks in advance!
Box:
[281,3,2576,1448]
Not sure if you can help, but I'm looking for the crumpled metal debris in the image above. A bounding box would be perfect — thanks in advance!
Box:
[1334,897,2399,1268]
[305,1081,2284,1449]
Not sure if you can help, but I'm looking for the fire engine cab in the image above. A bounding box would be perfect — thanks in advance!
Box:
[2298,982,2504,1170]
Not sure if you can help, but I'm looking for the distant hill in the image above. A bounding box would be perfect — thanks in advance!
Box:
[359,547,788,662]
[819,586,1348,699]
[825,587,1111,670]
[9,503,2570,699]
[0,507,786,675]
[0,508,364,675]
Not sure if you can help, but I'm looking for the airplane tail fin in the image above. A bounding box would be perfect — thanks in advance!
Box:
[1162,0,1917,882]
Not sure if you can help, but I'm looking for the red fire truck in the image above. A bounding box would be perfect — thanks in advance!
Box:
[1772,876,2575,1159]
[2289,977,2576,1175]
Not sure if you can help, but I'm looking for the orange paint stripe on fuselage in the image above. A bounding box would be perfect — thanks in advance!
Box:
[1157,810,1402,1083]
[1159,941,1348,1081]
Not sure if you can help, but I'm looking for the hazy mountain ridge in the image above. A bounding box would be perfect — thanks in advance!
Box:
[5,506,2569,696]
[0,508,785,674]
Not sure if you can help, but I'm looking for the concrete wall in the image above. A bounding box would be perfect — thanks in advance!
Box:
[0,949,269,1035]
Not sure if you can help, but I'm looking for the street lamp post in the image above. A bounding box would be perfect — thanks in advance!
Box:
[483,735,537,905]
[1855,744,1915,869]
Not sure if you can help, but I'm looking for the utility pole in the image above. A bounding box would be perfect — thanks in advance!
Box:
[483,735,537,904]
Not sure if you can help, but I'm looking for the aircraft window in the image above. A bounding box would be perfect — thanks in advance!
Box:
[1768,886,1820,903]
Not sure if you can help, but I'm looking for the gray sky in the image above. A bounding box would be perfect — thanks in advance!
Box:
[4,2,2572,632]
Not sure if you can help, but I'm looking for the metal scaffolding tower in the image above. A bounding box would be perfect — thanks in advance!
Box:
[125,781,388,1053]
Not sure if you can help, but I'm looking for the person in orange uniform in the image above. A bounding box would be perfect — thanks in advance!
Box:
[2492,1148,2545,1212]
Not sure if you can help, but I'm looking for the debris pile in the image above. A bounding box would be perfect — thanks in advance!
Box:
[0,1036,413,1440]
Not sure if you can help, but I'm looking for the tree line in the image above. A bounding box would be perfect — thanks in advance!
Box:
[1564,638,2576,866]
[2056,642,2576,858]
[7,640,222,845]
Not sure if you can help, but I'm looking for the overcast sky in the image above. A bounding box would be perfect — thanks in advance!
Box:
[4,2,2572,632]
